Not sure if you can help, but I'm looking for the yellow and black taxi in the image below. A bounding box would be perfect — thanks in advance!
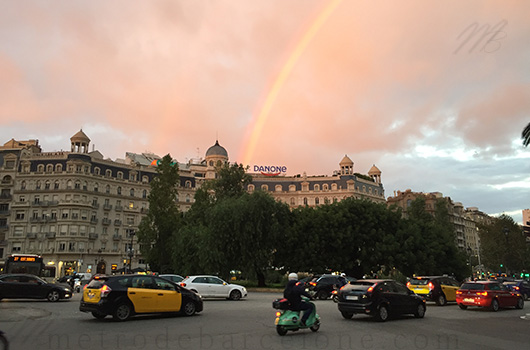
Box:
[407,276,460,306]
[80,274,203,321]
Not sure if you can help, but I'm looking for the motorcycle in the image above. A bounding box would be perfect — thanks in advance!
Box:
[331,287,339,303]
[273,296,320,336]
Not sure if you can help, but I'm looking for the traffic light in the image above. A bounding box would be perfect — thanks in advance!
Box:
[500,264,503,268]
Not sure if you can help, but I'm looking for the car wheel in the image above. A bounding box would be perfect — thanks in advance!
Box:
[47,290,60,302]
[375,305,389,322]
[229,290,242,301]
[276,325,288,336]
[341,311,354,319]
[436,294,447,306]
[490,299,499,312]
[317,290,328,300]
[182,301,196,316]
[92,312,106,319]
[310,319,320,332]
[113,302,133,321]
[458,304,468,310]
[516,297,524,309]
[414,304,426,318]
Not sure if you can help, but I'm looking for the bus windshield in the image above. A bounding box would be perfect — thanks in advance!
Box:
[5,254,44,276]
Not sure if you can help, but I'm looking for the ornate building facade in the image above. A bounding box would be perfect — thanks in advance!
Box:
[0,130,224,277]
[0,130,385,277]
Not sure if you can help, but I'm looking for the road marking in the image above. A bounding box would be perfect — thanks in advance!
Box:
[520,313,530,320]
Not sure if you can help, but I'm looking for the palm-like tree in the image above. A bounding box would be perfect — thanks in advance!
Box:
[523,123,530,147]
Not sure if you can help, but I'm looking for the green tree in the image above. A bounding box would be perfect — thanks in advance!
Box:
[137,154,180,273]
[479,214,527,273]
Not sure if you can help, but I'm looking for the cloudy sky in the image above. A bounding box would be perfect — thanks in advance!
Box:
[1,0,530,222]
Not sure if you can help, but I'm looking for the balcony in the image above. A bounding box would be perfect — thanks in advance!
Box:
[102,218,111,225]
[103,204,112,211]
[91,203,100,209]
[0,194,12,200]
[0,210,10,216]
[27,232,37,239]
[46,232,56,238]
[90,218,98,224]
[89,233,98,240]
[114,220,122,226]
[140,208,148,214]
[113,235,121,241]
[115,205,123,211]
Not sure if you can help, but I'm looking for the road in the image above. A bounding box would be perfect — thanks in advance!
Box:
[1,292,530,350]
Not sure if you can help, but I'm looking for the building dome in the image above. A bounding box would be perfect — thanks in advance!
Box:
[339,155,353,166]
[70,129,90,143]
[206,140,228,158]
[368,164,381,175]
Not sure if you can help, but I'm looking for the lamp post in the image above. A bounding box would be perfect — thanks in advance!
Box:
[128,229,135,273]
[466,246,473,279]
[503,226,509,274]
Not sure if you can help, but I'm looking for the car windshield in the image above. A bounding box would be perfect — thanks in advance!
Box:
[460,283,485,290]
[503,282,517,285]
[410,278,430,285]
[348,282,375,291]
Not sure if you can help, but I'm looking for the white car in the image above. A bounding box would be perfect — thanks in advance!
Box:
[180,275,247,300]
[159,274,184,283]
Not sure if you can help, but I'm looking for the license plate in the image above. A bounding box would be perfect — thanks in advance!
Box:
[463,298,474,303]
[345,295,359,300]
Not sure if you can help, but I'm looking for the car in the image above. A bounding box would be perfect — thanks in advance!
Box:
[180,275,247,300]
[159,274,184,283]
[406,276,460,306]
[337,279,426,322]
[80,274,203,321]
[0,274,73,302]
[503,280,530,300]
[456,281,524,311]
[308,274,355,300]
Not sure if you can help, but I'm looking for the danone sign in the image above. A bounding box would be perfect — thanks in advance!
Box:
[253,165,287,176]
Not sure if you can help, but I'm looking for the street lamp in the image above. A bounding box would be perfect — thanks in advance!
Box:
[503,227,509,274]
[128,229,135,273]
[466,246,473,279]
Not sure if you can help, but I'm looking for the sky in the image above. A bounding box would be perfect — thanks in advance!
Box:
[1,0,530,222]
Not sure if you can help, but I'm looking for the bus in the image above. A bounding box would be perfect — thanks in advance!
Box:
[3,254,56,281]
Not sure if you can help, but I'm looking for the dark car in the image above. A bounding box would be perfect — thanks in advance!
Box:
[407,276,460,306]
[0,274,73,302]
[503,280,530,300]
[337,279,426,322]
[457,281,524,311]
[80,274,203,321]
[309,274,355,300]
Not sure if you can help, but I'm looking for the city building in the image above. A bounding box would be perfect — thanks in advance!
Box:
[248,156,385,207]
[0,130,226,277]
[386,189,490,251]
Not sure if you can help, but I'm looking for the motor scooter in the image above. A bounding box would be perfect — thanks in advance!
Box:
[273,296,320,336]
[0,329,9,350]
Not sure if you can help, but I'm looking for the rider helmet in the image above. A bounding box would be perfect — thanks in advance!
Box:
[288,273,298,281]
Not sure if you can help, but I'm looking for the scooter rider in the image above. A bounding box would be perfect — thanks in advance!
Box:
[283,273,314,326]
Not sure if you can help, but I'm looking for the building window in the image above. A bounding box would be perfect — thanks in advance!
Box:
[289,185,296,192]
[186,194,191,203]
[142,190,147,199]
[75,181,81,190]
[130,188,135,197]
[83,182,88,191]
[290,198,296,206]
[248,185,255,192]
[94,183,98,192]
[55,164,63,172]
[106,169,112,177]
[21,181,26,190]
[331,184,337,191]
[95,167,101,175]
[315,198,320,205]
[142,176,149,183]
[275,185,282,192]
[314,184,320,191]
[117,187,122,195]
[54,181,60,190]
[45,181,50,190]
[185,181,192,188]
[106,185,110,194]
[323,184,329,191]
[261,184,268,191]
[37,164,44,173]
[117,172,123,179]
[36,181,41,190]
[46,164,53,173]
[303,198,308,205]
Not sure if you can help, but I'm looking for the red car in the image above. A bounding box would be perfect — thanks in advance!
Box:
[456,281,524,311]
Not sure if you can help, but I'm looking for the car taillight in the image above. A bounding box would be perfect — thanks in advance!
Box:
[477,291,488,296]
[332,290,338,295]
[514,286,520,290]
[367,284,376,293]
[406,282,411,288]
[310,282,316,286]
[276,311,281,317]
[456,290,462,294]
[180,283,186,287]
[428,282,434,290]
[100,284,112,298]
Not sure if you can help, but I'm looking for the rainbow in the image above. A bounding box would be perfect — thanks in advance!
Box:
[239,0,343,166]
